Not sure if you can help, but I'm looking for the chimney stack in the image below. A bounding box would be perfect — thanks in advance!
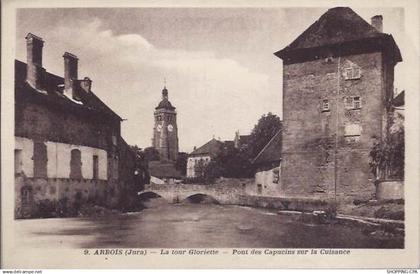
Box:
[25,33,45,89]
[80,77,92,93]
[63,52,79,100]
[371,15,383,33]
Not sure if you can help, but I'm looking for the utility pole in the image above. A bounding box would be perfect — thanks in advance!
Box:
[333,56,341,204]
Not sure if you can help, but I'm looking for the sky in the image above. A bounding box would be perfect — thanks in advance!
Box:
[15,7,413,153]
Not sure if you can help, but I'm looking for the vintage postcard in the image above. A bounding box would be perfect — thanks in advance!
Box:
[1,0,419,269]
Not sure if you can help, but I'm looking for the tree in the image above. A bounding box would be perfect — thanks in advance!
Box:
[143,147,160,162]
[129,145,150,188]
[203,146,254,179]
[370,112,404,180]
[175,152,188,175]
[198,113,282,180]
[203,160,224,182]
[245,112,282,159]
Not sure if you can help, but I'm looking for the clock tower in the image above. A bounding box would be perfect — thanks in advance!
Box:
[152,86,179,161]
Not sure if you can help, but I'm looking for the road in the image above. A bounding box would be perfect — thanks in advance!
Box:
[15,199,403,249]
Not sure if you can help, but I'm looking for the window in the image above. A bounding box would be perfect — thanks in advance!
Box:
[15,149,23,174]
[257,184,262,194]
[344,67,361,80]
[272,167,280,184]
[112,156,119,180]
[321,99,330,112]
[21,186,33,205]
[93,155,99,179]
[344,97,353,109]
[344,96,362,110]
[112,135,117,146]
[353,97,361,109]
[33,141,47,178]
[70,149,82,179]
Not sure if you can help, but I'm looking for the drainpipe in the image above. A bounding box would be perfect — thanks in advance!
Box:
[334,56,341,204]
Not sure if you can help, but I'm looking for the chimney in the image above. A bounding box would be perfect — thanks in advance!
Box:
[63,52,79,100]
[80,77,92,93]
[25,33,45,89]
[371,15,383,33]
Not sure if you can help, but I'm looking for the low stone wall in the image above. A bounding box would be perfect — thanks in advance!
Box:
[376,180,404,200]
[236,195,335,212]
[15,175,120,218]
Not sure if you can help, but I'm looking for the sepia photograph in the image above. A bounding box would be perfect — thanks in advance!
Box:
[1,0,419,269]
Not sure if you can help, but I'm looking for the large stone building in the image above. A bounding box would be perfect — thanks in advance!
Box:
[152,86,179,161]
[274,8,402,201]
[15,33,138,218]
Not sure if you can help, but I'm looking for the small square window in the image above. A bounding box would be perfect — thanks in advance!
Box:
[344,96,362,110]
[344,97,353,109]
[321,99,330,112]
[344,67,361,80]
[353,97,361,109]
[345,68,353,80]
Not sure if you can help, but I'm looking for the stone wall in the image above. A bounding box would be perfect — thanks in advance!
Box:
[15,100,120,151]
[376,180,404,200]
[142,178,252,204]
[281,52,387,201]
[14,101,138,217]
[251,166,281,197]
[14,175,117,218]
[141,179,335,212]
[16,136,108,180]
[236,195,334,212]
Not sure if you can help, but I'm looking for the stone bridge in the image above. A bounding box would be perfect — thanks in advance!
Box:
[138,182,248,204]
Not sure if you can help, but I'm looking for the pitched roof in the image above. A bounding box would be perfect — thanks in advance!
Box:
[190,138,224,157]
[275,7,402,63]
[15,60,122,120]
[155,87,176,110]
[148,161,182,179]
[252,130,282,165]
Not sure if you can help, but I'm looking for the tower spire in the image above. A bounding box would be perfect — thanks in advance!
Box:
[162,77,168,99]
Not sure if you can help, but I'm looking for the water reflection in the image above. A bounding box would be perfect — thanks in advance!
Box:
[15,198,404,249]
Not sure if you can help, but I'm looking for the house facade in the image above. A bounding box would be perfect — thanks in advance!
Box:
[15,33,138,218]
[186,138,227,178]
[274,8,402,201]
[251,130,282,196]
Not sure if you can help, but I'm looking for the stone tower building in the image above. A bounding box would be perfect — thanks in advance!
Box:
[153,86,179,161]
[274,7,401,201]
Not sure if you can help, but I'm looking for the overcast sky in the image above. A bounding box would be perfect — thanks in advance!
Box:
[16,7,412,152]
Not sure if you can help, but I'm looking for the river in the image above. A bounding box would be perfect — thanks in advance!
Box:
[15,199,403,249]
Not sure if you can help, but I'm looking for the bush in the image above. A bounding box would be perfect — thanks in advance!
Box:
[369,113,404,180]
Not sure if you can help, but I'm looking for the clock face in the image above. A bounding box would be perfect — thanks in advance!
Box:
[167,124,174,132]
[157,124,162,132]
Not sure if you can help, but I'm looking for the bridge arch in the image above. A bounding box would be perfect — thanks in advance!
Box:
[182,193,220,204]
[138,191,168,202]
